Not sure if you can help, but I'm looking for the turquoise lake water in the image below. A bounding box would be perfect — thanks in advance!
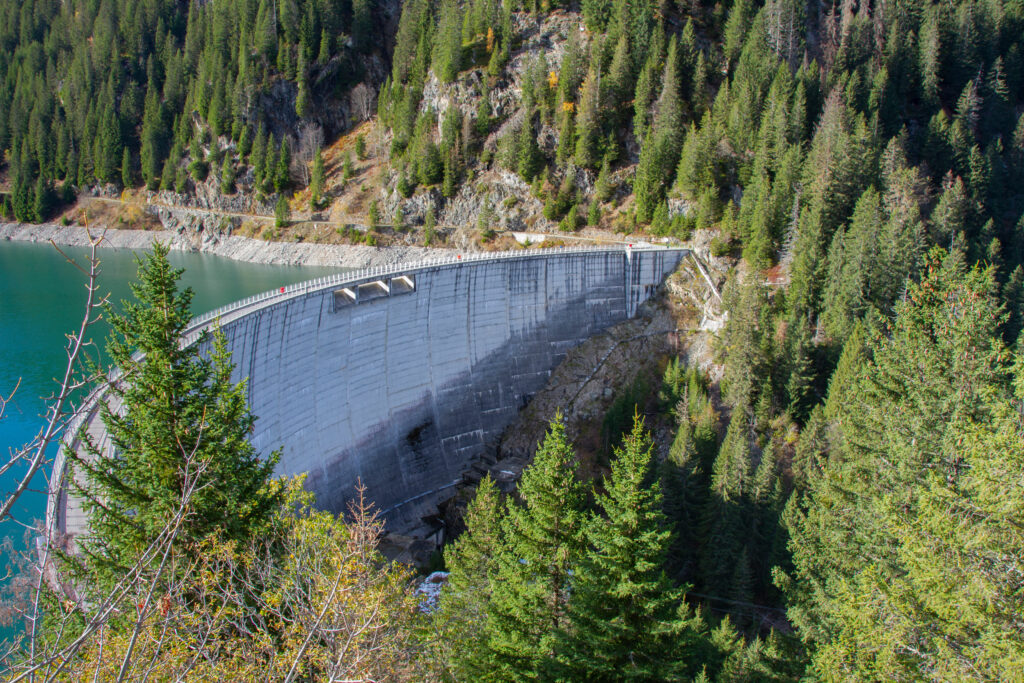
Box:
[0,240,343,622]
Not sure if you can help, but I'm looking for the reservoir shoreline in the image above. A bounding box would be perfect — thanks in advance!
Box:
[1,221,448,269]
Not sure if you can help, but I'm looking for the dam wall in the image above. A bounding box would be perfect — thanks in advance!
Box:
[50,247,686,539]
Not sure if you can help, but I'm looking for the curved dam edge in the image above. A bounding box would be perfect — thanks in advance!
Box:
[49,247,687,545]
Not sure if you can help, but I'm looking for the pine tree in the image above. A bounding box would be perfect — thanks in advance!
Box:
[72,244,283,588]
[556,416,706,680]
[487,414,588,680]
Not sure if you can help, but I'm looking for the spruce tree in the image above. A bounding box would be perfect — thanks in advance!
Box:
[556,416,706,681]
[72,244,283,588]
[594,155,613,202]
[438,475,505,679]
[574,66,601,170]
[275,195,290,227]
[352,0,373,53]
[487,414,588,680]
[295,79,311,120]
[698,415,752,600]
[423,206,437,245]
[274,138,291,192]
[121,148,133,188]
[32,177,52,222]
[219,154,235,194]
[516,115,542,181]
[95,104,122,184]
[785,249,1015,679]
[140,81,165,190]
[433,0,464,83]
[238,126,252,162]
[634,38,684,222]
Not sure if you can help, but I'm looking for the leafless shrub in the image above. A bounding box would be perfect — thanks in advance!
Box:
[294,123,325,187]
[351,83,376,124]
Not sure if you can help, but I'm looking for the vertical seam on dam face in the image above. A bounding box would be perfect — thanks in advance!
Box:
[50,249,686,540]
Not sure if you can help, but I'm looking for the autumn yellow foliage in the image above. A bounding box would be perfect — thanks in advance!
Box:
[32,479,424,681]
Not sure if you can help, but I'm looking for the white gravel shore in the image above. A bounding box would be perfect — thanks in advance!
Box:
[0,222,450,269]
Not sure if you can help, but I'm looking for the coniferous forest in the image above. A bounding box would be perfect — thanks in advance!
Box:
[0,0,388,220]
[2,0,1024,680]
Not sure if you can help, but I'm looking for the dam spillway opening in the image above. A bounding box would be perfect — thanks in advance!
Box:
[50,247,687,547]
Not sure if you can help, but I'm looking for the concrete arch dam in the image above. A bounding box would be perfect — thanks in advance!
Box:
[50,247,686,540]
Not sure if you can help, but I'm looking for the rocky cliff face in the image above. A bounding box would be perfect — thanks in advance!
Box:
[381,12,598,233]
[249,0,403,142]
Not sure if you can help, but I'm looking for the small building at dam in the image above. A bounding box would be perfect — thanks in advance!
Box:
[49,246,686,542]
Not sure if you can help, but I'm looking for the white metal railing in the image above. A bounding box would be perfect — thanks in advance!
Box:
[180,245,681,344]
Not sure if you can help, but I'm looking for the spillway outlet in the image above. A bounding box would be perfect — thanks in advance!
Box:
[357,280,390,301]
[391,275,416,295]
[333,287,357,308]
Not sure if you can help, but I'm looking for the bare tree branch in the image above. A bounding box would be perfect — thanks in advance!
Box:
[0,231,108,521]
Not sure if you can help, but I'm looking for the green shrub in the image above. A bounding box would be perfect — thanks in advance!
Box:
[710,235,732,257]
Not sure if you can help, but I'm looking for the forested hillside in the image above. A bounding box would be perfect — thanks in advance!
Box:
[375,0,1024,674]
[0,0,394,220]
[4,0,1024,679]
